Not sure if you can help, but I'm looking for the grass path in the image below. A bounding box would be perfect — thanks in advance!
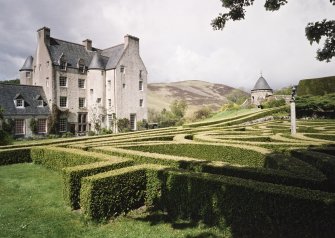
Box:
[0,163,229,238]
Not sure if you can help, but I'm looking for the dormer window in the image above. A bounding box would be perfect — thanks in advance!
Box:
[37,100,44,107]
[78,59,86,74]
[15,99,24,108]
[59,54,67,71]
[120,65,125,74]
[60,60,67,71]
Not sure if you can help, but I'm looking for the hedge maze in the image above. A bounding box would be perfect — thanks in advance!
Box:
[1,109,335,237]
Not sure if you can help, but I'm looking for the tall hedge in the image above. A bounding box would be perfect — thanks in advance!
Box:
[298,76,335,96]
[80,165,150,220]
[62,159,134,210]
[0,148,31,166]
[157,170,335,238]
[31,147,107,171]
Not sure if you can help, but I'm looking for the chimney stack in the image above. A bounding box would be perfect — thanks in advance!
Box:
[37,27,50,46]
[124,35,139,53]
[83,39,92,51]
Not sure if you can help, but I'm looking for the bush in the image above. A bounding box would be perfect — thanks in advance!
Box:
[31,147,105,171]
[62,159,133,210]
[261,98,286,108]
[117,118,130,132]
[0,130,13,146]
[0,148,31,166]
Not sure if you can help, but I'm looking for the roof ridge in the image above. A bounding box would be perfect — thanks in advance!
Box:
[0,83,43,88]
[102,43,124,51]
[51,37,102,51]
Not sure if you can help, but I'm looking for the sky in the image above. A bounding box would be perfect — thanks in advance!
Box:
[0,0,334,91]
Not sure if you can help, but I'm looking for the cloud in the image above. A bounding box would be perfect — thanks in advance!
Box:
[0,0,334,90]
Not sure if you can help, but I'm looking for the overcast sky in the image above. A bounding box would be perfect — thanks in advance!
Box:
[0,0,334,90]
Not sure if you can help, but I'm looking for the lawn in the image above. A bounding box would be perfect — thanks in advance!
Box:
[0,163,230,238]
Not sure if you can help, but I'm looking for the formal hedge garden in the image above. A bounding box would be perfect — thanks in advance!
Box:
[1,107,335,237]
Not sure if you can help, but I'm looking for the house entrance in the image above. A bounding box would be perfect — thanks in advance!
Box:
[130,113,136,131]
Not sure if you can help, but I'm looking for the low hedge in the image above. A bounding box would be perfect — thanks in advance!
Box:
[31,147,109,171]
[0,148,31,166]
[304,133,335,141]
[62,159,134,210]
[156,170,335,238]
[121,143,266,167]
[309,146,335,156]
[80,164,166,221]
[90,147,207,171]
[202,160,328,192]
[291,149,335,189]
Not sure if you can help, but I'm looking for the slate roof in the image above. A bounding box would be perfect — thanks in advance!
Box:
[20,56,33,71]
[0,84,50,116]
[88,52,108,69]
[47,37,124,70]
[102,44,125,69]
[252,76,272,91]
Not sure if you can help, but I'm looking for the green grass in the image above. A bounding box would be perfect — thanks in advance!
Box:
[0,163,229,238]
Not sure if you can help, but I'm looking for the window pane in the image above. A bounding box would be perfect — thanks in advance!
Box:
[15,119,25,135]
[60,96,67,107]
[37,119,47,133]
[59,118,67,132]
[59,77,67,87]
[78,79,85,88]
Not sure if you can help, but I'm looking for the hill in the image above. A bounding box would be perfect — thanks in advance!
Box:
[298,76,335,96]
[147,80,249,117]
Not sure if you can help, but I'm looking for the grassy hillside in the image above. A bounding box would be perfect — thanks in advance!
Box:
[298,76,335,96]
[148,80,249,117]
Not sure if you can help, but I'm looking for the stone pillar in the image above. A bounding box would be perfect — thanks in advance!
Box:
[290,100,296,135]
[290,86,297,135]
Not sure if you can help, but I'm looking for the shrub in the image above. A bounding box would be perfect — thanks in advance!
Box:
[62,159,133,210]
[261,98,286,108]
[0,130,13,146]
[117,118,130,132]
[31,147,105,171]
[0,148,31,166]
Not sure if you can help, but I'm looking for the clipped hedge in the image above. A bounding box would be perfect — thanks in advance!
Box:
[203,160,328,192]
[291,149,335,189]
[0,148,31,166]
[90,147,207,171]
[157,170,335,238]
[80,164,166,221]
[122,143,266,167]
[62,159,134,210]
[31,147,108,171]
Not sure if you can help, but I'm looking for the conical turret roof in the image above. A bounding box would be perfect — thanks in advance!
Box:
[252,76,272,91]
[88,52,105,70]
[19,56,33,71]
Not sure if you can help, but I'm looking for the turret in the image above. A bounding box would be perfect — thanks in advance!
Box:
[19,56,33,85]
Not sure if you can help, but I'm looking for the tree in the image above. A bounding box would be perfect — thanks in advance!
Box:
[170,100,188,119]
[211,0,335,62]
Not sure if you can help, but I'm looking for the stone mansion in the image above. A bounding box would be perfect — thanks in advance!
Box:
[19,27,147,134]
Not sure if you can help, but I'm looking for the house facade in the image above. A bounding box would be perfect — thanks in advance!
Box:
[251,75,273,106]
[0,84,50,137]
[19,27,147,134]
